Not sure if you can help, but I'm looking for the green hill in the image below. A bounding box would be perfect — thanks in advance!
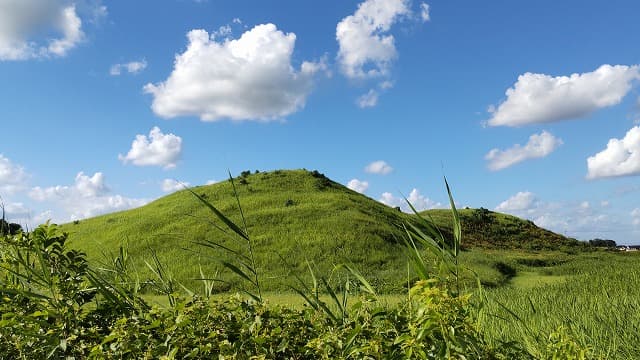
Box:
[421,207,581,250]
[62,169,581,294]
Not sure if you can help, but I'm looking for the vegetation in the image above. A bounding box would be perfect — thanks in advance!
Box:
[1,169,636,358]
[60,169,582,294]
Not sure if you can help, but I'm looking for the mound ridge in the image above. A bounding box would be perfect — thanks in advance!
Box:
[62,169,579,293]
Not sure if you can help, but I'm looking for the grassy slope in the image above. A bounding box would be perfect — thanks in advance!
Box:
[62,169,580,294]
[64,170,418,293]
[420,208,581,250]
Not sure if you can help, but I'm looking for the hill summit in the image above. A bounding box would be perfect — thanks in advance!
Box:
[62,169,580,292]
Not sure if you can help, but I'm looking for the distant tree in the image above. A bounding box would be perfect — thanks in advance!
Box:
[8,222,22,235]
[0,219,21,236]
[240,170,251,178]
[588,238,617,248]
[0,218,8,236]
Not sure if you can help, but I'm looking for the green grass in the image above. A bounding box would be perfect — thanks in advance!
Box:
[421,208,582,250]
[480,251,640,359]
[63,170,418,293]
[61,169,582,295]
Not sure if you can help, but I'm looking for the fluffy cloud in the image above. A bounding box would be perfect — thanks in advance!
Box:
[119,127,182,169]
[487,65,640,127]
[29,171,146,221]
[336,0,411,79]
[632,208,640,226]
[347,178,369,193]
[495,192,624,241]
[485,131,563,171]
[365,160,393,175]
[495,191,537,212]
[145,23,324,121]
[379,188,442,212]
[3,202,30,219]
[587,126,640,179]
[161,179,190,193]
[110,59,147,75]
[0,0,98,60]
[0,154,29,195]
[356,89,379,108]
[419,3,430,22]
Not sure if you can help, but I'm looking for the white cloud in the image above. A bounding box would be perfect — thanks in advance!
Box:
[632,208,640,226]
[4,202,30,219]
[119,127,182,169]
[587,126,640,179]
[487,64,640,127]
[365,160,393,175]
[0,0,100,60]
[30,172,108,200]
[110,59,147,75]
[419,3,430,22]
[145,23,323,121]
[379,188,442,212]
[379,80,394,90]
[347,178,369,193]
[485,131,563,171]
[495,191,537,212]
[357,89,379,108]
[0,154,29,195]
[161,179,190,193]
[336,0,411,79]
[29,171,146,221]
[205,179,218,185]
[494,192,625,241]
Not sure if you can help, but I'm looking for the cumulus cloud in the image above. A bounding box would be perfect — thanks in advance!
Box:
[161,179,190,193]
[336,0,412,79]
[347,178,369,193]
[485,131,563,171]
[587,126,640,179]
[29,171,146,221]
[144,23,324,121]
[487,64,640,127]
[4,202,30,219]
[357,89,379,108]
[379,188,442,212]
[205,179,218,185]
[365,160,393,175]
[632,208,640,226]
[119,127,182,169]
[0,0,103,60]
[419,3,430,22]
[110,59,147,75]
[495,191,537,212]
[495,192,624,241]
[0,154,29,195]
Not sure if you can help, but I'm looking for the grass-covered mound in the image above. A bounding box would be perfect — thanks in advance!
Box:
[63,169,417,293]
[61,169,582,294]
[421,208,582,250]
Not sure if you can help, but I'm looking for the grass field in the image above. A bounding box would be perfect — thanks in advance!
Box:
[60,169,584,296]
[138,245,640,358]
[12,169,632,358]
[478,250,640,359]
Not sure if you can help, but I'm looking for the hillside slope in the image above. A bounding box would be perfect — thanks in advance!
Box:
[62,169,580,293]
[63,170,416,292]
[420,208,581,250]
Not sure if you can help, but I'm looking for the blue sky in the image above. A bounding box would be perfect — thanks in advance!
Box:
[2,0,640,244]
